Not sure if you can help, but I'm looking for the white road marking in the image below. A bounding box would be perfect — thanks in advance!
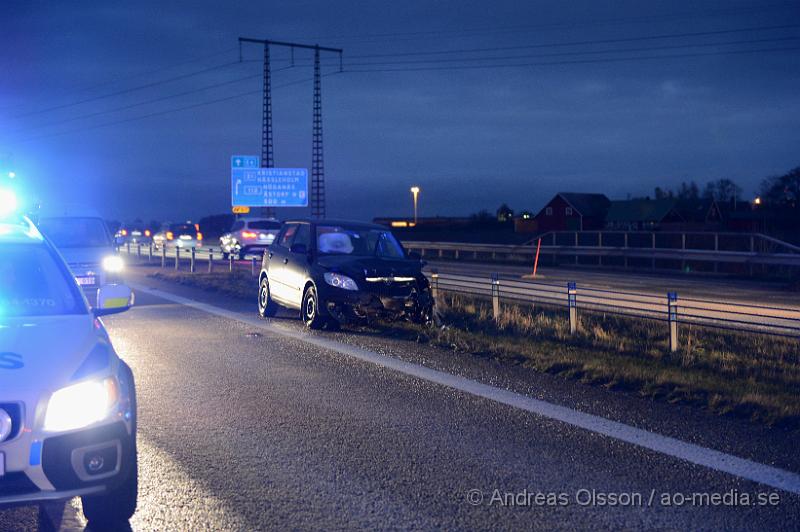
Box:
[130,283,800,495]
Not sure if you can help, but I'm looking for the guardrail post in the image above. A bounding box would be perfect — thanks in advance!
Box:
[430,270,439,301]
[491,273,500,321]
[229,253,234,272]
[568,282,577,334]
[190,247,196,273]
[148,243,153,263]
[251,257,257,276]
[175,247,180,270]
[161,245,166,268]
[137,243,142,259]
[208,249,214,273]
[668,292,678,352]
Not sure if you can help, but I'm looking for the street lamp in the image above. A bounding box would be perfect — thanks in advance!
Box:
[410,186,420,225]
[7,171,15,179]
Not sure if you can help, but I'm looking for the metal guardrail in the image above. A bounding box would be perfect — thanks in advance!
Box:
[120,242,800,344]
[428,270,800,344]
[403,232,800,271]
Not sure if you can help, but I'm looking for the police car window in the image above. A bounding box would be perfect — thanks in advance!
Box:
[278,224,298,248]
[0,244,84,316]
[38,217,110,248]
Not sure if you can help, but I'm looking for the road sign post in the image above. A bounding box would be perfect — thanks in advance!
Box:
[208,249,214,273]
[161,245,166,268]
[175,247,180,270]
[190,248,196,273]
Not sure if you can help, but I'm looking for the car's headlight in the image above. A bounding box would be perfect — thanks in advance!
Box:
[324,272,359,291]
[44,378,119,432]
[102,255,124,273]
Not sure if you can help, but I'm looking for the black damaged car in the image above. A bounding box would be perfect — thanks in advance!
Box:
[257,219,434,328]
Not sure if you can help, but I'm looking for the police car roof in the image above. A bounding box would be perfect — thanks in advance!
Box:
[0,215,44,244]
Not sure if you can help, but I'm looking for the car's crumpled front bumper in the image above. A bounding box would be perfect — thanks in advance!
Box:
[321,280,433,322]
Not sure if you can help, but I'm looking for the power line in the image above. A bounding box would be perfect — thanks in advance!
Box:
[308,3,800,45]
[11,73,342,145]
[343,24,800,60]
[9,66,296,136]
[339,37,800,68]
[341,45,800,74]
[10,60,257,119]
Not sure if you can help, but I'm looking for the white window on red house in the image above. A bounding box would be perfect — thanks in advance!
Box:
[545,207,553,216]
[565,207,573,215]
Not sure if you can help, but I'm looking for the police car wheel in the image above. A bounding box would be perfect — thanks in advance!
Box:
[258,276,278,317]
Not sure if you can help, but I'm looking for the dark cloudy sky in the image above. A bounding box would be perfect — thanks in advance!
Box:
[1,1,799,223]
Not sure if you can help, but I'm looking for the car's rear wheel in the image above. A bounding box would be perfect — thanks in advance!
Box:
[258,276,278,317]
[301,286,326,329]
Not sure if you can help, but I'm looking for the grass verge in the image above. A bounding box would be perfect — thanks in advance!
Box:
[148,270,800,429]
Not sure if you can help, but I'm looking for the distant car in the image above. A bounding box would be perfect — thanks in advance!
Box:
[257,219,434,329]
[220,218,281,260]
[0,211,138,525]
[152,222,203,250]
[37,213,124,296]
[114,226,152,247]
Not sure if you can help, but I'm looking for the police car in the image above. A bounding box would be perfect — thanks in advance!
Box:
[0,196,138,525]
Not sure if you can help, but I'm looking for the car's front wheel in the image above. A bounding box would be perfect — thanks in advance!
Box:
[258,276,278,317]
[301,285,326,329]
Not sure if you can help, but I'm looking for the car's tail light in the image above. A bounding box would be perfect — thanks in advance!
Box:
[196,232,203,240]
[242,231,257,239]
[166,231,174,240]
[194,223,200,231]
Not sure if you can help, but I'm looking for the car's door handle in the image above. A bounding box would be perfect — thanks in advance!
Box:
[283,258,289,264]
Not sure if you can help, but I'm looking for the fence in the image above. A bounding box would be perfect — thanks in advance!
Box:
[403,231,800,275]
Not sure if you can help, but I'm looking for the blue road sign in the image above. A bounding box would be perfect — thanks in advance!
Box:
[231,156,308,207]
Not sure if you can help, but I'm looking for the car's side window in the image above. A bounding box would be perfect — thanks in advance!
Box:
[278,223,299,248]
[292,224,311,249]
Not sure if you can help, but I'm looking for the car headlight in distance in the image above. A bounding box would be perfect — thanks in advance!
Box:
[102,255,124,273]
[44,378,119,432]
[324,272,359,291]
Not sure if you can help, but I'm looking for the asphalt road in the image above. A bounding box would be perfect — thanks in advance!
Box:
[4,270,799,530]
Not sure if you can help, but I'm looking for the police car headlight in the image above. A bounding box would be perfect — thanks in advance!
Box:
[102,255,124,273]
[44,378,119,432]
[324,272,359,291]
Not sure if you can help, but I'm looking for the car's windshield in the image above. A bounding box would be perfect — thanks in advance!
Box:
[170,223,196,234]
[38,217,111,248]
[316,226,405,258]
[0,244,85,317]
[249,220,281,230]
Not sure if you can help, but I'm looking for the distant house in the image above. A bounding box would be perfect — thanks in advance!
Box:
[667,199,723,230]
[605,199,683,231]
[533,193,611,232]
[496,204,514,223]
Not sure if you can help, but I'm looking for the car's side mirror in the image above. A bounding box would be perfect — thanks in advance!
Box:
[94,284,134,317]
[290,243,308,255]
[408,251,422,261]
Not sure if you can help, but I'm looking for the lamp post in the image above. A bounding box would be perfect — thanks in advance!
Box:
[410,186,420,225]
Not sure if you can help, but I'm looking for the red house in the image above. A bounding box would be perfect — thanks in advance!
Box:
[533,193,611,232]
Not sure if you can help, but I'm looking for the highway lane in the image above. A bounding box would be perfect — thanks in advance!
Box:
[5,273,798,530]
